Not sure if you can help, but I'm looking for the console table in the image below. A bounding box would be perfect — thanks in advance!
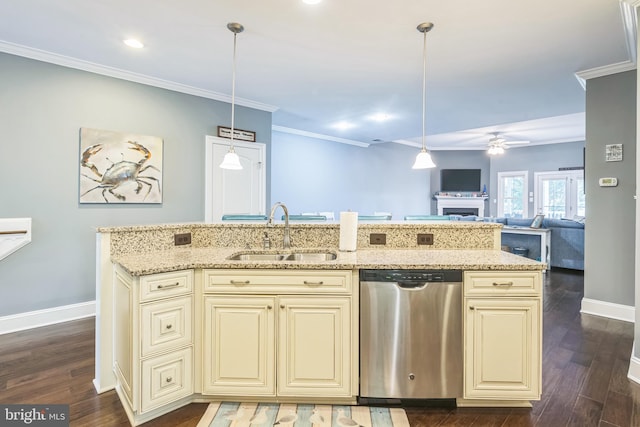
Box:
[502,226,551,272]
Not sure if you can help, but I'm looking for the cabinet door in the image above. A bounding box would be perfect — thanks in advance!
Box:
[277,296,351,397]
[202,296,276,396]
[464,298,541,400]
[140,295,192,357]
[140,347,193,413]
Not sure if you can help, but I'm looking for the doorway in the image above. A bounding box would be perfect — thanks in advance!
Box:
[204,136,266,222]
[534,170,585,219]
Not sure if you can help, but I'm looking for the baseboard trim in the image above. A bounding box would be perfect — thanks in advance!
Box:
[628,341,640,385]
[580,298,635,323]
[0,301,96,335]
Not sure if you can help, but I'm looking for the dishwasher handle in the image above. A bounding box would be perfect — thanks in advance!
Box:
[397,281,429,290]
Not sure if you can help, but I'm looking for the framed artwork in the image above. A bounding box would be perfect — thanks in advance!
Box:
[605,144,623,162]
[79,128,163,203]
[530,214,544,229]
[217,126,256,142]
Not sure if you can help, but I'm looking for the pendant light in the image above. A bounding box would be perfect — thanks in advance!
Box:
[219,22,244,170]
[412,22,436,169]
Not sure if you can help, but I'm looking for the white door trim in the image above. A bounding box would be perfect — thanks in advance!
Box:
[204,136,266,222]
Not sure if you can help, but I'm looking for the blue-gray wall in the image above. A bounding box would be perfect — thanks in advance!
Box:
[585,70,636,307]
[428,151,491,215]
[270,132,585,221]
[488,141,585,217]
[270,132,433,220]
[2,50,629,325]
[0,52,271,317]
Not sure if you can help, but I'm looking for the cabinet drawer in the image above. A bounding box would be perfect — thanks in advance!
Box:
[140,270,193,302]
[203,269,352,294]
[140,347,193,413]
[464,271,541,297]
[140,296,193,357]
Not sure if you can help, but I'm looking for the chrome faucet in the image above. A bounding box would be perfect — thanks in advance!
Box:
[267,202,291,249]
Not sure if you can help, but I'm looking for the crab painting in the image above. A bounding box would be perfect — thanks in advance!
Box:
[79,129,163,203]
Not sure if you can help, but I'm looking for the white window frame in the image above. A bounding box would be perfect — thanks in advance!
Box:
[533,170,584,219]
[497,171,529,218]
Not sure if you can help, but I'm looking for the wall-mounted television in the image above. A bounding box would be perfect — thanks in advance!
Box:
[440,169,481,192]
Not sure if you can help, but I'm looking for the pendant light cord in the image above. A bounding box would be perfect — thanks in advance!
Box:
[226,22,244,151]
[230,30,237,150]
[421,28,427,151]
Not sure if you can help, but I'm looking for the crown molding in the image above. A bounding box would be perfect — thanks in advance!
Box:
[574,1,639,88]
[0,40,278,113]
[621,0,639,63]
[272,125,370,147]
[391,139,421,148]
[574,60,637,88]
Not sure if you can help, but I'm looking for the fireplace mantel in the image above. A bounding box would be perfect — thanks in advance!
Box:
[435,195,488,217]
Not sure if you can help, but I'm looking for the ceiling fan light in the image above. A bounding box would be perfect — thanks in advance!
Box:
[488,145,505,155]
[219,149,243,169]
[412,148,436,169]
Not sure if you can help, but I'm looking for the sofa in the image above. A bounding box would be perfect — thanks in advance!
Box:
[453,215,584,270]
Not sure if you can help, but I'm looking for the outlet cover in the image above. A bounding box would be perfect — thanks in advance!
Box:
[370,233,386,245]
[174,232,192,246]
[417,233,434,245]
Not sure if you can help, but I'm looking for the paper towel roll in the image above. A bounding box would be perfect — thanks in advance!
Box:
[339,211,358,252]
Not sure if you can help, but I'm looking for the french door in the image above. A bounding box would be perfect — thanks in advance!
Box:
[534,170,585,219]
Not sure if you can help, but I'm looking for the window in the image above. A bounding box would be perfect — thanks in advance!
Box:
[497,171,528,218]
[534,170,584,219]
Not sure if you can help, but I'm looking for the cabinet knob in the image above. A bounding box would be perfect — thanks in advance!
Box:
[280,304,285,309]
[469,306,475,310]
[165,377,172,383]
[166,324,173,330]
[267,305,272,310]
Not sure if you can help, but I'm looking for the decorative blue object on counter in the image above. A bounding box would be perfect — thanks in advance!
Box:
[283,215,327,221]
[221,214,268,221]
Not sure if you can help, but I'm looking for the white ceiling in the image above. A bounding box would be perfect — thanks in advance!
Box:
[0,0,635,150]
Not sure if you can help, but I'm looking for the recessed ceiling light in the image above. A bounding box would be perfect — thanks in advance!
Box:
[370,113,392,122]
[123,39,144,49]
[303,0,322,4]
[332,121,355,131]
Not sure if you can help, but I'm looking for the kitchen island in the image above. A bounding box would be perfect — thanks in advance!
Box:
[95,221,544,425]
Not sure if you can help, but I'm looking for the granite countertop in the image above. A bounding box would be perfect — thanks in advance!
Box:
[112,246,545,276]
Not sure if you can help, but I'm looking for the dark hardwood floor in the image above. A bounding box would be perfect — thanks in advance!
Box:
[1,268,638,426]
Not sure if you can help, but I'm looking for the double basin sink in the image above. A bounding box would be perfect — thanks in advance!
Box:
[227,250,337,262]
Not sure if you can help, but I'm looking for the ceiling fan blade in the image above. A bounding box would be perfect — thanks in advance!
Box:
[503,140,530,145]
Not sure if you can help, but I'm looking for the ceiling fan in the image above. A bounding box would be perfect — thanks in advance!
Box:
[487,132,529,155]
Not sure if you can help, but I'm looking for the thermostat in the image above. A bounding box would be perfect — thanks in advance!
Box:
[599,177,618,187]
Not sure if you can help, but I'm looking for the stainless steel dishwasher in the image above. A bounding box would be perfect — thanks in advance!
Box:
[359,269,463,401]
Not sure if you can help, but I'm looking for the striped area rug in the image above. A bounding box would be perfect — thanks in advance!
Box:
[196,402,410,427]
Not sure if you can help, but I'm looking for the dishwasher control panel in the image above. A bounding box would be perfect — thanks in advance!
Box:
[360,269,462,283]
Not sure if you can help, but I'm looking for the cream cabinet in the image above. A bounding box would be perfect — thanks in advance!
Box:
[202,269,356,401]
[462,271,542,403]
[113,266,194,425]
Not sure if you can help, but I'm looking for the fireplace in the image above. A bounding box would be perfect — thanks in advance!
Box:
[443,207,478,216]
[435,195,487,217]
